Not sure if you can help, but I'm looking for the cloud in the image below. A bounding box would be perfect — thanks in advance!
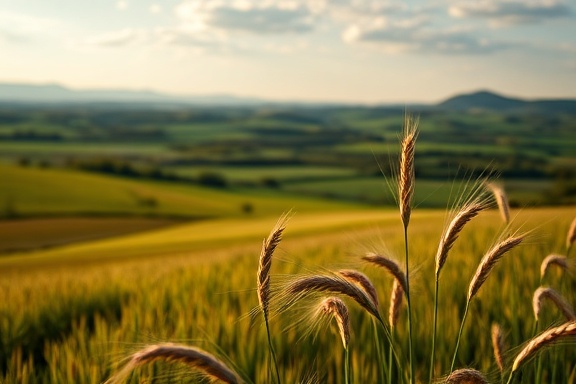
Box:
[86,28,146,47]
[449,0,572,25]
[116,1,128,11]
[175,1,316,34]
[0,11,62,41]
[343,21,509,54]
[149,4,163,14]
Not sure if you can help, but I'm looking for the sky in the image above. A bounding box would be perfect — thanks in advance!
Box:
[0,0,575,103]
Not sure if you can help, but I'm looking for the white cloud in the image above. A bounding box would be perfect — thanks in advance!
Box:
[149,4,163,14]
[343,20,509,55]
[175,1,316,34]
[449,0,572,25]
[86,28,146,47]
[116,1,128,11]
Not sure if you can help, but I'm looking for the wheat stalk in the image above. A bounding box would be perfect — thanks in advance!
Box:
[491,323,505,373]
[285,274,381,321]
[445,368,488,383]
[510,320,576,374]
[389,278,404,329]
[486,182,510,223]
[468,235,524,301]
[435,202,486,277]
[362,253,407,298]
[532,286,575,321]
[338,269,379,308]
[106,343,240,384]
[316,297,351,349]
[540,254,569,280]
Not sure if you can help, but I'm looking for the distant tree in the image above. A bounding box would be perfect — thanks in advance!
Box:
[197,172,228,188]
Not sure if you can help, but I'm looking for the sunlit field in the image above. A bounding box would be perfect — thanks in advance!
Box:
[1,205,575,383]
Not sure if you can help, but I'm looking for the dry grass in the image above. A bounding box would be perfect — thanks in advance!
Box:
[567,216,576,253]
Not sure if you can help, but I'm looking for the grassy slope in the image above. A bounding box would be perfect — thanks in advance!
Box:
[0,163,363,218]
[0,209,403,269]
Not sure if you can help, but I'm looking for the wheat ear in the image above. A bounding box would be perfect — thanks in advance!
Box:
[486,182,510,223]
[316,297,351,349]
[511,320,576,373]
[389,278,404,329]
[532,286,576,321]
[468,235,524,301]
[285,274,381,321]
[399,114,418,229]
[540,254,569,280]
[491,323,505,373]
[106,343,240,384]
[435,202,486,277]
[362,253,407,297]
[567,217,576,255]
[258,213,289,317]
[445,368,488,383]
[338,269,379,308]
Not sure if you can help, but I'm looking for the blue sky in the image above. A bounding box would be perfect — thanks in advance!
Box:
[0,0,574,103]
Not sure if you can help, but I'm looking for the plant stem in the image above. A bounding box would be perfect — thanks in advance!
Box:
[345,347,351,384]
[263,313,281,384]
[429,279,439,384]
[403,227,415,384]
[388,331,394,384]
[372,319,387,384]
[450,300,470,373]
[506,371,515,384]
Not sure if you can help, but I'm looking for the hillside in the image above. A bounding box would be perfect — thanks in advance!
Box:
[438,90,576,113]
[0,163,363,219]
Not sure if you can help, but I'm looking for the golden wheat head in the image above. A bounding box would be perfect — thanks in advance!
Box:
[435,202,485,277]
[468,235,524,301]
[491,323,505,373]
[532,286,575,321]
[285,274,381,321]
[362,252,407,297]
[486,182,510,224]
[338,269,379,308]
[445,368,488,383]
[106,343,240,384]
[258,213,289,317]
[389,278,404,329]
[512,320,576,373]
[399,114,418,229]
[315,297,351,349]
[540,254,569,280]
[567,216,576,253]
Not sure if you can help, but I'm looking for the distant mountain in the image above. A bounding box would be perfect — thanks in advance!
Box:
[0,83,575,113]
[0,82,264,106]
[437,90,576,114]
